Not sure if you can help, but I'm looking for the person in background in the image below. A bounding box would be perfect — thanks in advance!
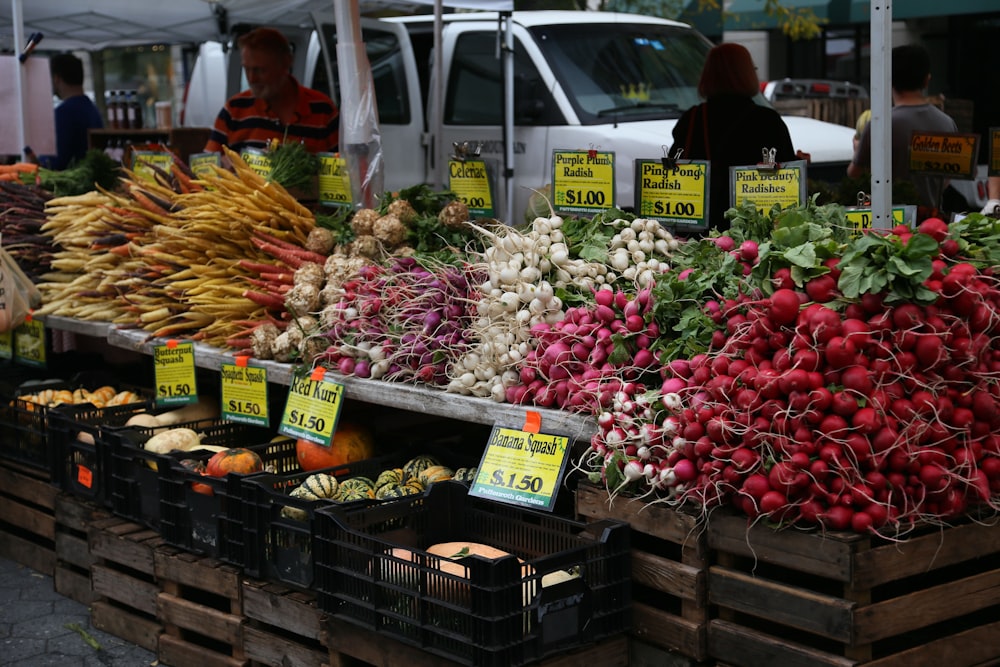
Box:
[204,27,338,154]
[49,53,103,169]
[847,44,957,217]
[982,176,1000,216]
[668,43,798,232]
[853,109,872,154]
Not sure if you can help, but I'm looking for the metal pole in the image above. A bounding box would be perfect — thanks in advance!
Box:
[433,0,444,189]
[333,0,382,208]
[502,12,513,225]
[870,1,892,229]
[11,0,28,160]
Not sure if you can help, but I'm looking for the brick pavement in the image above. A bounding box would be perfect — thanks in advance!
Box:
[0,556,156,667]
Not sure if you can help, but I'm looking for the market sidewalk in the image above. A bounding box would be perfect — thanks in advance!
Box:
[0,556,156,666]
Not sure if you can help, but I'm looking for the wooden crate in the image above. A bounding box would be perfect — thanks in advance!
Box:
[88,516,165,652]
[155,546,247,667]
[324,618,629,667]
[54,493,109,604]
[242,579,332,667]
[707,511,1000,666]
[0,460,58,575]
[575,482,710,663]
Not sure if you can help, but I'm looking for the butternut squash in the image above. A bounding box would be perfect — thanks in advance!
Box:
[144,428,203,455]
[154,395,220,426]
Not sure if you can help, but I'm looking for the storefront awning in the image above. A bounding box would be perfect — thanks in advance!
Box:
[724,0,829,31]
[726,0,998,31]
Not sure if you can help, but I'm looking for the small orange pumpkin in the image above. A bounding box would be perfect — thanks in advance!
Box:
[180,459,214,495]
[205,447,264,477]
[296,421,376,471]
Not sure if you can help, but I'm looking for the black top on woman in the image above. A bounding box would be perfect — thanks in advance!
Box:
[669,43,797,232]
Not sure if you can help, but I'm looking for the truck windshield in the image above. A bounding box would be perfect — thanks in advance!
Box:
[531,22,711,124]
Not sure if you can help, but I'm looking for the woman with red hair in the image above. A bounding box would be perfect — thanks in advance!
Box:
[669,43,796,232]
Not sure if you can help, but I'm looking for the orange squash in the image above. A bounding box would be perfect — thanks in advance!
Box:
[296,421,375,471]
[205,447,264,477]
[180,458,214,495]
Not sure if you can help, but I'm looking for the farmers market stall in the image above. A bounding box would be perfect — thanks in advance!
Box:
[4,83,1000,665]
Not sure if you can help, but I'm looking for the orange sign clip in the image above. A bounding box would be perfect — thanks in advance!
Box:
[235,355,249,367]
[522,410,541,434]
[310,366,326,382]
[76,465,93,489]
[25,310,33,323]
[166,339,178,349]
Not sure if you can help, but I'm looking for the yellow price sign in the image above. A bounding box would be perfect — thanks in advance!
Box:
[153,341,198,407]
[730,160,807,213]
[13,317,46,367]
[0,329,11,360]
[448,158,494,218]
[240,148,272,178]
[469,421,571,511]
[551,149,615,215]
[317,153,352,208]
[132,151,175,184]
[908,132,979,179]
[220,360,269,427]
[279,368,344,446]
[189,152,222,179]
[635,159,709,227]
[844,206,911,233]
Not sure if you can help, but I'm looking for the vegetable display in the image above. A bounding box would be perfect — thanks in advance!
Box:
[581,208,1000,537]
[10,145,1000,537]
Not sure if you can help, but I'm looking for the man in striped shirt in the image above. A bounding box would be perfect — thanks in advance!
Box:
[204,27,338,154]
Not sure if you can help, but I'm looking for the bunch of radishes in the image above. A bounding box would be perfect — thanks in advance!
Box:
[638,265,999,534]
[316,257,480,385]
[507,285,662,412]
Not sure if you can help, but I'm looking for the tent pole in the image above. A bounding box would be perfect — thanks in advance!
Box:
[433,0,444,189]
[12,0,28,161]
[870,1,892,229]
[333,0,382,209]
[502,11,513,225]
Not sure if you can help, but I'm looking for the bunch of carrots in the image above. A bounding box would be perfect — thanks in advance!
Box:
[0,162,38,184]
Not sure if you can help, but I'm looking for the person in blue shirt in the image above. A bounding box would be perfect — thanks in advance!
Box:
[49,53,103,169]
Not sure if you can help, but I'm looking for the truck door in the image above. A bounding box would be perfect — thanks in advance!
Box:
[434,20,564,223]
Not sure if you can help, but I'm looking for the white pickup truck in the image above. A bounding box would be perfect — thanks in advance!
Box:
[183,10,857,223]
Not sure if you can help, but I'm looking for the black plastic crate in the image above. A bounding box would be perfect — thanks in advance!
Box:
[231,436,483,589]
[0,376,148,475]
[48,399,155,506]
[0,379,72,473]
[106,418,271,530]
[158,435,301,558]
[232,456,391,588]
[313,481,631,667]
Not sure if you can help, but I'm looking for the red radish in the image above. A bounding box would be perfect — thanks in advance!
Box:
[739,240,759,262]
[772,267,795,291]
[712,235,735,252]
[759,490,790,518]
[824,335,858,369]
[805,274,838,303]
[823,257,842,279]
[673,458,696,483]
[840,365,873,396]
[917,217,949,243]
[741,474,771,500]
[821,505,854,531]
